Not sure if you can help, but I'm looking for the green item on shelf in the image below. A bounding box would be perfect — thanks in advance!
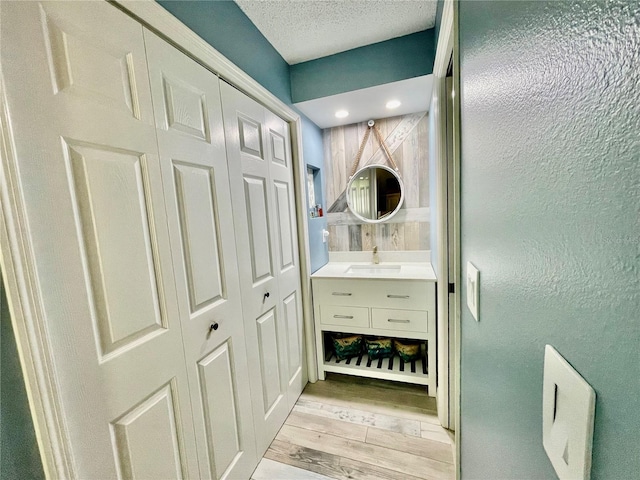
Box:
[332,334,363,360]
[394,338,421,362]
[365,337,394,359]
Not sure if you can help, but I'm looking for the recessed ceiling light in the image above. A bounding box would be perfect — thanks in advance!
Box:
[335,110,349,119]
[386,100,401,109]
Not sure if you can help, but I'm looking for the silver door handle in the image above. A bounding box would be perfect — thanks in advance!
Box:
[387,294,410,299]
[332,292,352,296]
[334,315,354,319]
[387,318,410,323]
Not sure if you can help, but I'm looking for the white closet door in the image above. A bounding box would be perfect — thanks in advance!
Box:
[263,109,306,409]
[221,82,305,456]
[0,2,199,478]
[144,31,258,480]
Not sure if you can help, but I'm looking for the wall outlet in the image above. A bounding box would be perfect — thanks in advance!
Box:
[466,262,479,321]
[543,345,596,480]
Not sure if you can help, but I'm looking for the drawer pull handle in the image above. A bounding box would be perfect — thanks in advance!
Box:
[332,292,352,296]
[334,315,354,319]
[388,318,411,323]
[387,294,410,299]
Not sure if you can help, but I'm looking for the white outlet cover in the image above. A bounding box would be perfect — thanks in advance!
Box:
[543,345,596,480]
[466,262,479,321]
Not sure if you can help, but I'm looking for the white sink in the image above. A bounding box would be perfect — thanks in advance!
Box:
[345,264,402,275]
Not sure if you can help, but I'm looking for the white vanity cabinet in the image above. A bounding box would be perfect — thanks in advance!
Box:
[312,264,436,394]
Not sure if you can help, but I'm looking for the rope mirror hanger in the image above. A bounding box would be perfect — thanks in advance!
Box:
[349,119,400,178]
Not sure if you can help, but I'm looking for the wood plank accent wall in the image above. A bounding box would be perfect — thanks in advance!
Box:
[323,113,430,252]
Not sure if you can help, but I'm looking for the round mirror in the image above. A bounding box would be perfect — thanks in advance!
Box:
[346,165,404,223]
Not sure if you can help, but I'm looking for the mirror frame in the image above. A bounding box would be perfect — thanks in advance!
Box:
[346,164,405,224]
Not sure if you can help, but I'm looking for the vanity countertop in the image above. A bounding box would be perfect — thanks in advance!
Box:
[311,261,436,281]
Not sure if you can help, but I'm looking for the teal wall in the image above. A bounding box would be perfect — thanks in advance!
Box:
[158,0,292,104]
[1,273,45,479]
[302,116,330,273]
[434,0,444,53]
[290,30,436,103]
[459,1,640,479]
[159,0,329,272]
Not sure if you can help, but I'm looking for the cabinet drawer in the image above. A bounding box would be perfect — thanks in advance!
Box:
[371,309,428,333]
[313,279,369,306]
[320,305,369,328]
[370,282,431,310]
[313,278,433,311]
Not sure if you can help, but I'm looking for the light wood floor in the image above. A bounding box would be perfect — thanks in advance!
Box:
[252,374,455,480]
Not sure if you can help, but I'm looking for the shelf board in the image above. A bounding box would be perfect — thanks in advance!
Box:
[322,348,430,387]
[320,325,429,341]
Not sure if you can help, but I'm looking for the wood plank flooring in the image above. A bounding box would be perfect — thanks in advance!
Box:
[252,374,454,480]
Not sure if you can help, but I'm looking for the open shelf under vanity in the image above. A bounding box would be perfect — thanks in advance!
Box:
[322,341,431,386]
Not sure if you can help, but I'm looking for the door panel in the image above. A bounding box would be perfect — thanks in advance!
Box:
[221,81,305,456]
[197,342,242,479]
[256,309,284,413]
[1,2,199,478]
[162,78,211,141]
[238,116,263,157]
[274,181,295,271]
[144,30,257,480]
[269,130,287,166]
[243,176,274,283]
[283,292,303,383]
[66,142,165,356]
[41,4,142,119]
[111,382,185,479]
[173,162,225,311]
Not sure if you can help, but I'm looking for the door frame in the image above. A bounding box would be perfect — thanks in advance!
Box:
[0,81,75,479]
[0,1,316,477]
[433,0,462,476]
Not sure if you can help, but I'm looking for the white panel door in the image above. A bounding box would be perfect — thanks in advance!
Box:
[144,31,258,480]
[0,2,198,478]
[264,109,306,409]
[221,82,305,457]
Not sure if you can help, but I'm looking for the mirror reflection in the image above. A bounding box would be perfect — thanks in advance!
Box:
[347,165,404,223]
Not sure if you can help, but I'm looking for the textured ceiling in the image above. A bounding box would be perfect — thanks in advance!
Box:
[235,0,437,65]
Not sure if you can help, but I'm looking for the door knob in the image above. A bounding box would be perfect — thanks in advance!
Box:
[263,292,270,300]
[209,322,219,332]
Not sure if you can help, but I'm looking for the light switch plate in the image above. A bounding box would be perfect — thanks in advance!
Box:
[466,262,479,321]
[543,345,596,480]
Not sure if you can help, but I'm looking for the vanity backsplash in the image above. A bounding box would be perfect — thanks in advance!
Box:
[322,112,430,252]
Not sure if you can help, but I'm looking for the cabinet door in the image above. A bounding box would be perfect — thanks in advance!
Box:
[144,31,258,480]
[0,2,198,478]
[220,82,305,457]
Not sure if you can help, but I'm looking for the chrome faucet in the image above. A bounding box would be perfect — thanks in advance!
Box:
[372,246,379,264]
